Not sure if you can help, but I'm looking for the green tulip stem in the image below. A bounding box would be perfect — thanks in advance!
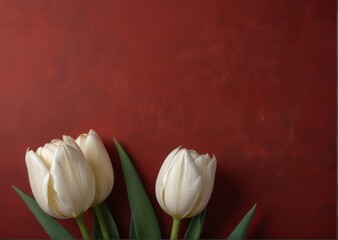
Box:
[94,204,110,240]
[170,217,181,240]
[75,214,90,240]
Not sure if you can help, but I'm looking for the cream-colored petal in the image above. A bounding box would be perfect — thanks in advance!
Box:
[155,186,168,215]
[36,146,54,169]
[194,155,208,174]
[155,146,180,207]
[37,144,55,169]
[158,147,181,179]
[50,144,95,217]
[75,134,86,147]
[25,150,61,218]
[162,148,186,185]
[163,174,202,218]
[188,150,200,160]
[62,136,81,152]
[162,150,202,218]
[79,130,114,205]
[50,139,63,147]
[188,155,217,217]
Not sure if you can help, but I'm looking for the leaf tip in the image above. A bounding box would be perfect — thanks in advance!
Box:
[113,138,121,147]
[251,203,257,212]
[12,185,19,193]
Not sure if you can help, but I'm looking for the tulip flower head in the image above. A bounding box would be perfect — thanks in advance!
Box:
[25,137,95,219]
[76,130,114,206]
[155,147,216,219]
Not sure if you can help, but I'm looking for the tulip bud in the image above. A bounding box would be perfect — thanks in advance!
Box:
[155,147,216,219]
[25,137,95,219]
[76,129,114,206]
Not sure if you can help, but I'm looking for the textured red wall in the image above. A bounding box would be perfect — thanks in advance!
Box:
[0,0,335,238]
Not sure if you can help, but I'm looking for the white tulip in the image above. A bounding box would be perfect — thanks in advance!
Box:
[25,137,95,219]
[155,147,216,219]
[76,129,114,206]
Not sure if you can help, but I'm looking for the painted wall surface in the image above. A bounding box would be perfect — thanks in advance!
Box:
[0,0,335,238]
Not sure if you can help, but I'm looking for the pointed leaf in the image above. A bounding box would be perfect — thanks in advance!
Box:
[184,208,207,239]
[12,185,74,240]
[93,217,102,239]
[114,139,161,239]
[93,202,120,239]
[228,204,257,240]
[129,216,136,239]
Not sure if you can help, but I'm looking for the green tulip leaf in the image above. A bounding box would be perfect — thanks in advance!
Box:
[93,220,102,239]
[114,139,162,239]
[228,204,257,240]
[12,185,74,240]
[184,208,207,239]
[129,216,136,239]
[93,202,120,239]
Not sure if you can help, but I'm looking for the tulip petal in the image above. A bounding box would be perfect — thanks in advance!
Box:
[162,150,202,218]
[156,147,180,181]
[155,146,180,210]
[25,150,61,218]
[62,136,82,153]
[50,144,95,217]
[36,147,54,168]
[188,150,199,160]
[76,130,114,205]
[188,155,217,217]
[75,134,86,148]
[194,155,208,174]
[49,140,63,150]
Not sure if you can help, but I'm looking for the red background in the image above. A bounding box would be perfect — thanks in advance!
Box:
[0,0,336,238]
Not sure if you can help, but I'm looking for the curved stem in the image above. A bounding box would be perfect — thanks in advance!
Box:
[75,214,91,240]
[94,205,110,240]
[170,217,181,240]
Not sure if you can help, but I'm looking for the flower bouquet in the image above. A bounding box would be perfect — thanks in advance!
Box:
[13,129,256,239]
